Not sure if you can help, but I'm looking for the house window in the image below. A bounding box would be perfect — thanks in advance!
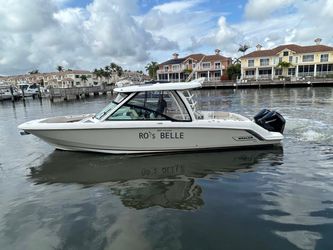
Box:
[283,51,289,56]
[279,57,282,63]
[202,62,211,69]
[288,68,295,76]
[298,65,315,73]
[215,62,221,69]
[260,58,270,66]
[258,69,272,75]
[302,54,314,62]
[248,59,254,67]
[172,65,180,71]
[192,63,196,69]
[245,70,255,76]
[75,75,80,78]
[275,69,282,76]
[289,56,293,63]
[321,54,329,62]
[296,57,298,63]
[164,66,169,72]
[76,82,80,85]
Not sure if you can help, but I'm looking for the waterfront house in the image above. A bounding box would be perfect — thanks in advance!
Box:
[1,70,96,88]
[157,49,232,82]
[240,39,333,80]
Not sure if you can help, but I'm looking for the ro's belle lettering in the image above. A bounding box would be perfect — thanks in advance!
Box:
[139,131,184,139]
[160,131,184,139]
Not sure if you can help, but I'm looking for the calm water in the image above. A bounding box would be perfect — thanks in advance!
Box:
[0,87,332,250]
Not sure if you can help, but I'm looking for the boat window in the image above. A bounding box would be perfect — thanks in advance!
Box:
[107,91,191,121]
[95,93,128,120]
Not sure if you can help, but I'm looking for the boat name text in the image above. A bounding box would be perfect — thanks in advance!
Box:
[139,131,184,140]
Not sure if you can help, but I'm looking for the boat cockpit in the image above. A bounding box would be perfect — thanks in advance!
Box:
[94,90,194,122]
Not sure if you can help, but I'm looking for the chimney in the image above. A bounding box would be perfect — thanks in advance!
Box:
[256,44,262,51]
[215,48,221,55]
[314,38,322,45]
[172,53,179,59]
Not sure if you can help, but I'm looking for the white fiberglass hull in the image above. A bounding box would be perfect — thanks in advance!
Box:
[19,115,283,154]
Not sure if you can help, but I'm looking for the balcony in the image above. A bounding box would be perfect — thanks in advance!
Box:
[157,63,227,75]
[258,74,272,79]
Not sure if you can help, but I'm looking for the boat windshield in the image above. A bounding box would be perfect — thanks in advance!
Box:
[95,93,128,120]
[106,90,191,121]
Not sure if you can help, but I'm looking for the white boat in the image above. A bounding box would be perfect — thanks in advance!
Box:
[17,83,43,97]
[18,78,285,154]
[0,84,20,101]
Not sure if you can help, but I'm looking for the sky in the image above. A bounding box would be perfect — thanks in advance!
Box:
[0,0,332,75]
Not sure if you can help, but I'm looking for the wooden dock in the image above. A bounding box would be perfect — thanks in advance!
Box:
[35,78,333,102]
[49,85,114,102]
[202,78,333,89]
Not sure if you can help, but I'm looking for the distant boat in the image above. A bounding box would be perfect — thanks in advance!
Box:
[17,83,44,97]
[0,84,20,101]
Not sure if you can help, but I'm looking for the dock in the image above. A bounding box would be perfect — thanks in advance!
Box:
[49,85,114,102]
[201,77,333,89]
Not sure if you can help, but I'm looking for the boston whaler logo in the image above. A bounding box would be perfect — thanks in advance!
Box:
[232,135,256,141]
[139,129,184,140]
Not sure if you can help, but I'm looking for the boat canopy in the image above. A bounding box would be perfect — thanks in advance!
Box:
[114,78,204,93]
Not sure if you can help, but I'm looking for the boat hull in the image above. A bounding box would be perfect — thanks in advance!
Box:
[20,121,283,154]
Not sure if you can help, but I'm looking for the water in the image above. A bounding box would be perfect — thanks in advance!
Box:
[0,87,332,250]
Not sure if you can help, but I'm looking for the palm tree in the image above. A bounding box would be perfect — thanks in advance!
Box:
[238,44,250,55]
[110,62,123,77]
[57,65,64,72]
[80,75,88,85]
[277,61,293,77]
[103,68,111,85]
[233,57,241,64]
[93,68,105,85]
[145,61,159,79]
[29,69,39,74]
[277,61,293,68]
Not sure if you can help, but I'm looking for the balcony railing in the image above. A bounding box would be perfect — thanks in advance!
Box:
[157,65,225,74]
[298,72,314,77]
[258,74,272,79]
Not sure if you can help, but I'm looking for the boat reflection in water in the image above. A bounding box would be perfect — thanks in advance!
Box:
[29,147,283,210]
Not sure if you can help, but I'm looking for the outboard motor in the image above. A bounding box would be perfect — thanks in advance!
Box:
[254,109,286,134]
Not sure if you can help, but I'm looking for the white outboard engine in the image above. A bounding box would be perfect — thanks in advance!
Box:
[254,109,286,134]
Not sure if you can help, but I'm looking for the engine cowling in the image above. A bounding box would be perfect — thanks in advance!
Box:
[254,109,286,134]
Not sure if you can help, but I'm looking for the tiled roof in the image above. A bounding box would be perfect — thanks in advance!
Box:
[159,53,231,65]
[159,58,186,66]
[241,44,333,58]
[204,54,231,62]
[186,53,205,61]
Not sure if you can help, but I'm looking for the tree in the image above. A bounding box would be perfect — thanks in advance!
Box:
[277,61,293,68]
[29,69,39,74]
[238,44,250,55]
[57,65,64,72]
[93,68,103,78]
[145,61,159,79]
[277,61,293,77]
[233,57,241,64]
[110,62,123,77]
[227,64,241,80]
[80,75,88,85]
[102,67,111,84]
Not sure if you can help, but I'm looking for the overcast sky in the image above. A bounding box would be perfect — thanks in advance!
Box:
[0,0,332,75]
